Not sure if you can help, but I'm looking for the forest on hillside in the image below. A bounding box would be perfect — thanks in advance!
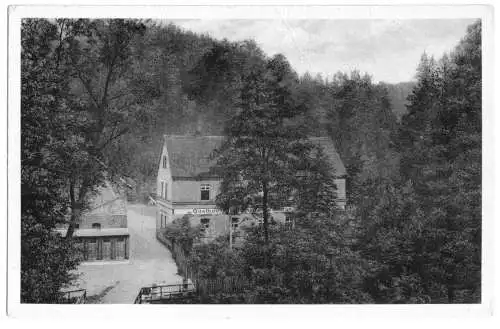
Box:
[80,21,415,189]
[21,18,481,303]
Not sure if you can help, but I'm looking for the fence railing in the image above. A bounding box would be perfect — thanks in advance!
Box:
[134,282,196,304]
[59,289,87,304]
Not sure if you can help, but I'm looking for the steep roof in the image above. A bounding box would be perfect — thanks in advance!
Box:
[166,135,224,178]
[164,135,346,178]
[309,137,347,176]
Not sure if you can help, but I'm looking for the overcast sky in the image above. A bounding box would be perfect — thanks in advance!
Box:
[172,19,476,83]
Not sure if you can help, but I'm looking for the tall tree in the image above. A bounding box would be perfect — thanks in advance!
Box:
[52,19,147,238]
[214,53,314,263]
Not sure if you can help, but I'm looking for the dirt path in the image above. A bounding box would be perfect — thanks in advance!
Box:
[71,204,182,304]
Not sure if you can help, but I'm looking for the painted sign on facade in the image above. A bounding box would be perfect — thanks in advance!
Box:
[192,208,224,215]
[173,208,224,216]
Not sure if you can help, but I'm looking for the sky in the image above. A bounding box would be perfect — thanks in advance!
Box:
[172,19,476,83]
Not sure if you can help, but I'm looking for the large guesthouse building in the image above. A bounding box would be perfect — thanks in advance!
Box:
[156,135,347,240]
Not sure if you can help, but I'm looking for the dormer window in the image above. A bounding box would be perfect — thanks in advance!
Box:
[92,223,101,230]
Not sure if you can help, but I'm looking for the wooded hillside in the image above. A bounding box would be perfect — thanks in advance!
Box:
[102,22,411,192]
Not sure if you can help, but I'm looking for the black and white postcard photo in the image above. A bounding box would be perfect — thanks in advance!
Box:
[5,3,496,325]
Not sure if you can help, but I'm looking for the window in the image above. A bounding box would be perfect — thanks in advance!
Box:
[162,155,167,169]
[92,223,101,230]
[200,184,211,201]
[75,223,79,230]
[160,214,163,228]
[200,218,210,232]
[164,182,168,200]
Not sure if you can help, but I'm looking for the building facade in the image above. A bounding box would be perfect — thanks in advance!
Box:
[156,135,347,241]
[156,135,227,241]
[58,181,130,261]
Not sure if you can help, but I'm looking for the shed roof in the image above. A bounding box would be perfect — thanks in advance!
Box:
[164,135,346,178]
[56,227,129,237]
[85,182,127,216]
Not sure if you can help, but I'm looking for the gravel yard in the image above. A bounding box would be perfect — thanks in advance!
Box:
[70,204,182,304]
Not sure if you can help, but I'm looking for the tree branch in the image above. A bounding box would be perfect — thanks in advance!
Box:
[98,126,130,151]
[70,56,100,108]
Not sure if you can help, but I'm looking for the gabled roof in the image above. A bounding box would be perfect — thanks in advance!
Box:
[165,135,224,178]
[164,135,346,179]
[85,181,127,216]
[309,137,347,176]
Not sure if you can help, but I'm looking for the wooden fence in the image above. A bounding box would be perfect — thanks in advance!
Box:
[156,231,251,298]
[156,229,350,302]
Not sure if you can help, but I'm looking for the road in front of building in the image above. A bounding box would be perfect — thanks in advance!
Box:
[70,204,183,304]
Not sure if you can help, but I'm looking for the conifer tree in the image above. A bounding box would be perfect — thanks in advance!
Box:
[214,53,314,264]
[365,20,482,303]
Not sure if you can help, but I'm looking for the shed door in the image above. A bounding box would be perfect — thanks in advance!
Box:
[115,237,126,260]
[102,239,112,260]
[87,238,98,261]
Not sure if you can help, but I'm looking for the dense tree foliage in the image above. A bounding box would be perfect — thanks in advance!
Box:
[359,20,482,303]
[163,216,202,255]
[213,51,316,258]
[382,81,416,121]
[179,20,482,304]
[21,19,81,302]
[53,19,149,238]
[21,18,153,300]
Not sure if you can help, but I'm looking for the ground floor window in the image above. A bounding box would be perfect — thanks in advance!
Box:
[200,217,210,232]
